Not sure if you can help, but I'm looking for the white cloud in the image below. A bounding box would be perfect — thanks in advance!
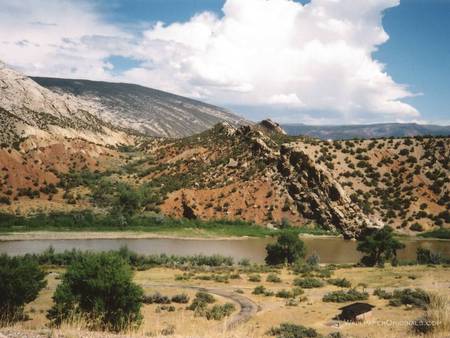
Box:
[0,0,420,123]
[0,0,128,79]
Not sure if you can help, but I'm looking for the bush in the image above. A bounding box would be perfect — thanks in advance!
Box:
[416,248,445,265]
[306,253,320,267]
[171,293,190,304]
[328,278,351,288]
[293,277,324,288]
[410,223,424,232]
[47,253,143,332]
[0,196,11,205]
[322,289,369,303]
[205,303,235,320]
[248,274,262,282]
[266,273,282,283]
[0,255,47,324]
[265,232,306,265]
[267,323,319,337]
[187,292,215,315]
[373,288,393,299]
[276,289,295,299]
[143,292,171,304]
[389,288,430,309]
[253,285,268,295]
[357,226,405,266]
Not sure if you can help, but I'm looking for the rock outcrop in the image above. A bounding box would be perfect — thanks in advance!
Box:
[277,143,382,238]
[258,119,287,135]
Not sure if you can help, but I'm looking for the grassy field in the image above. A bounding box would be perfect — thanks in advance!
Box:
[7,263,450,338]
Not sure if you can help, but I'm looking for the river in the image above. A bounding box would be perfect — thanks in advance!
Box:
[0,236,448,263]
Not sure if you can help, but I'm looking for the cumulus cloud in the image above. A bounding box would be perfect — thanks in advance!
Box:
[0,0,129,79]
[0,0,420,123]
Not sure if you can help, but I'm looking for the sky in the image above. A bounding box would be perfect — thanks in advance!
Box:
[0,0,449,125]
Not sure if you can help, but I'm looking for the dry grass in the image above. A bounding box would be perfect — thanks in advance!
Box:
[3,265,449,338]
[415,293,450,336]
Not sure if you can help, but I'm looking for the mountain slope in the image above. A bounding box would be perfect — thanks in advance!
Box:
[32,77,249,138]
[282,123,450,140]
[2,118,448,238]
[0,62,132,147]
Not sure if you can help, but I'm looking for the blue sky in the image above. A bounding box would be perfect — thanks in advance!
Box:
[101,0,450,124]
[0,0,448,124]
[374,0,450,125]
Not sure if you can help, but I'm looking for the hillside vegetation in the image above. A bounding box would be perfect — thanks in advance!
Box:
[1,118,448,238]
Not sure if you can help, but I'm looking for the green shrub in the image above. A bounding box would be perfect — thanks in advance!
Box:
[253,285,267,295]
[265,232,306,265]
[0,255,47,324]
[276,289,294,299]
[410,223,424,232]
[266,273,282,283]
[357,226,405,266]
[267,323,319,337]
[171,293,190,304]
[306,253,320,267]
[187,292,215,315]
[322,289,369,303]
[293,278,324,288]
[327,278,351,288]
[388,288,430,309]
[143,292,171,304]
[47,253,143,332]
[373,288,392,299]
[416,248,446,265]
[205,303,235,320]
[248,274,262,282]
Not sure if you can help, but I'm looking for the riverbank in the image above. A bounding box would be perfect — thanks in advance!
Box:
[0,229,343,242]
[0,211,339,240]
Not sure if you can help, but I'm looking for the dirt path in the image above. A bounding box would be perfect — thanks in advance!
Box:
[142,283,259,330]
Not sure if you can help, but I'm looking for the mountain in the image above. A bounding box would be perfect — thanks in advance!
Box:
[32,77,248,138]
[0,63,448,238]
[282,123,450,140]
[0,62,132,148]
[1,117,448,238]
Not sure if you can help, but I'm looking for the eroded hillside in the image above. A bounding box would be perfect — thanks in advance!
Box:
[1,119,448,238]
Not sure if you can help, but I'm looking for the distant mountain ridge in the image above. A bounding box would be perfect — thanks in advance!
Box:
[282,123,450,140]
[32,77,248,138]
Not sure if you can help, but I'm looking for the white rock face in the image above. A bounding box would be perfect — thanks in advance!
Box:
[0,63,131,146]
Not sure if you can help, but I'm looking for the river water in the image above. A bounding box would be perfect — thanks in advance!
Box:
[1,236,448,264]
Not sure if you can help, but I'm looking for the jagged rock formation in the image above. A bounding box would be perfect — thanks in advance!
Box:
[32,77,249,138]
[259,119,287,135]
[0,62,132,147]
[277,144,380,238]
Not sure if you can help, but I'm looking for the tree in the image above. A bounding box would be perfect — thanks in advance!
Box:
[357,226,405,267]
[115,184,143,217]
[47,253,143,332]
[0,255,47,324]
[265,232,306,265]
